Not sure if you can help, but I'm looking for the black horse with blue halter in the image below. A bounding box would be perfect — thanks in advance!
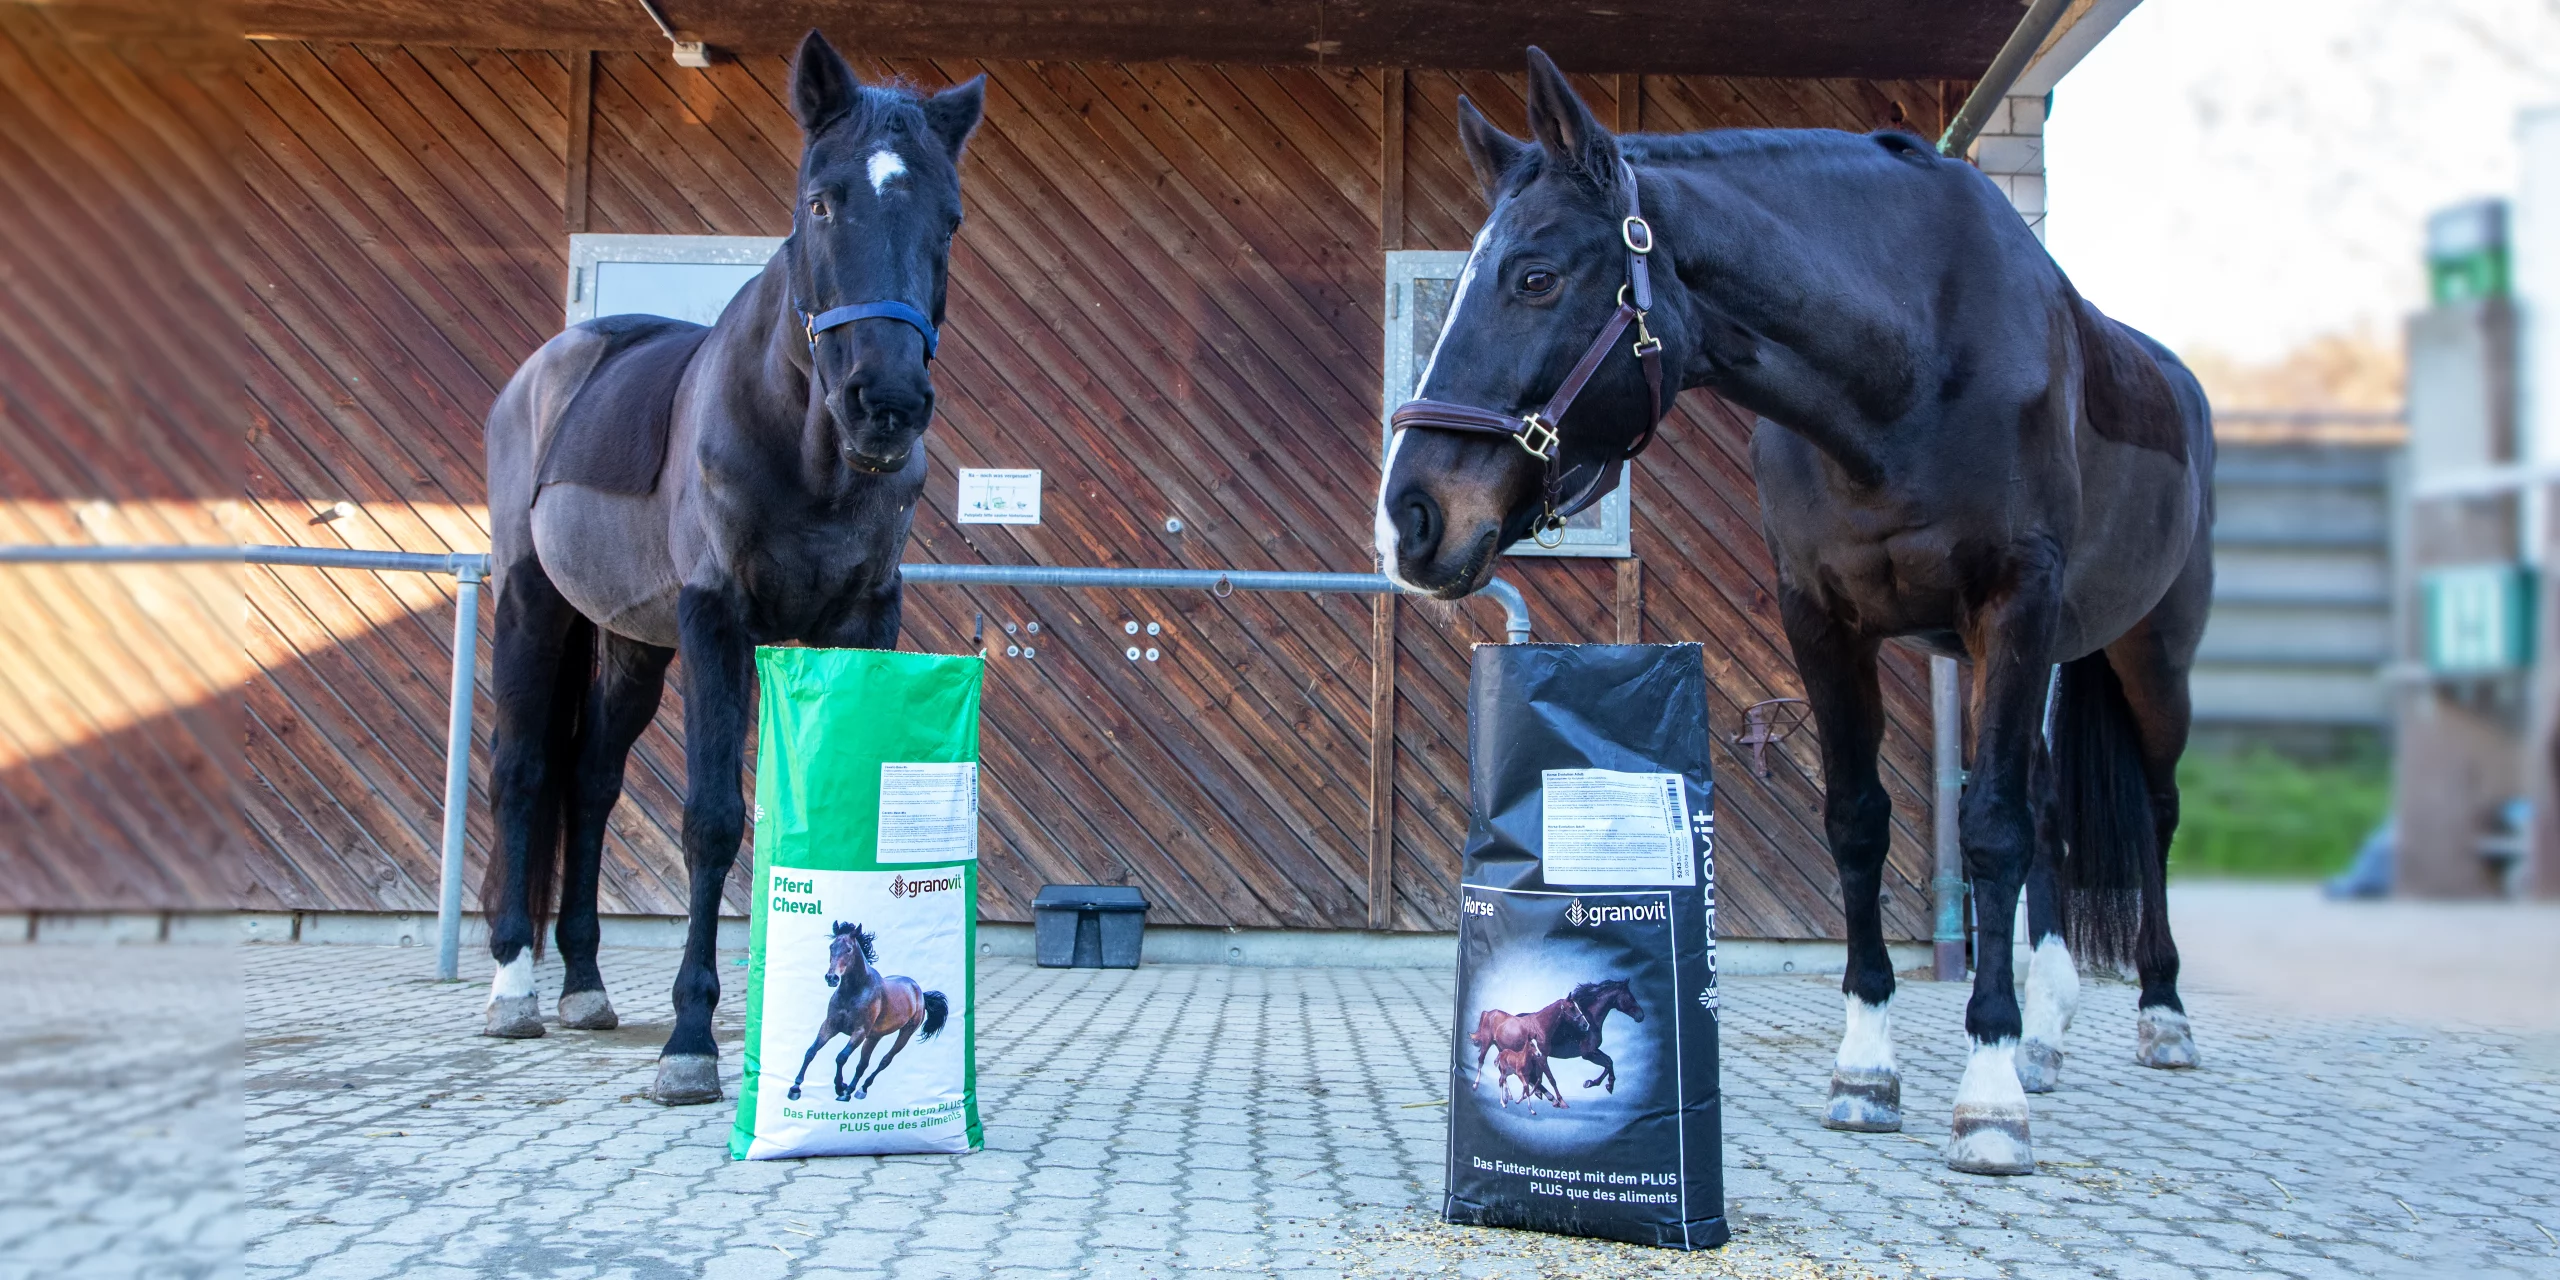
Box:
[799,299,939,360]
[1389,159,1669,543]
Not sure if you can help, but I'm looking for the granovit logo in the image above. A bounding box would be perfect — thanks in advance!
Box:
[890,873,961,900]
[1564,898,1667,926]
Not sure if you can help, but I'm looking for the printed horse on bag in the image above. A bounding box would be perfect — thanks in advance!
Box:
[787,922,949,1102]
[1380,49,2210,1176]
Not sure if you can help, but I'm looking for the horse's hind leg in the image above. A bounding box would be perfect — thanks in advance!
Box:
[556,633,673,1031]
[481,560,589,1039]
[651,586,753,1105]
[833,1037,861,1101]
[2104,573,2207,1070]
[2018,727,2078,1094]
[856,1024,918,1099]
[1780,597,1903,1134]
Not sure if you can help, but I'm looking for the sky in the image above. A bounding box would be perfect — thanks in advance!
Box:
[2044,0,2560,364]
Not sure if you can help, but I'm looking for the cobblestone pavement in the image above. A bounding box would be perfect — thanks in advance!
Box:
[0,945,239,1280]
[227,944,2559,1280]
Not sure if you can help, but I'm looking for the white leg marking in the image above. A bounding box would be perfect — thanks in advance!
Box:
[867,148,906,194]
[1821,994,1902,1131]
[2022,935,2078,1045]
[1945,1037,2035,1174]
[490,952,536,1001]
[1834,994,1895,1073]
[1954,1038,2027,1113]
[2018,934,2078,1093]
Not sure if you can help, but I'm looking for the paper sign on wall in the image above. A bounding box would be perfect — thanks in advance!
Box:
[956,469,1041,524]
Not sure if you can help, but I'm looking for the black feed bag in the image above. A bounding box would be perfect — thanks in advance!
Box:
[1443,642,1728,1250]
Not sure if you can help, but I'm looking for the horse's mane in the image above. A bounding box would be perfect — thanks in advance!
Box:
[1490,126,1921,206]
[813,81,930,139]
[831,920,878,963]
[1568,978,1628,1004]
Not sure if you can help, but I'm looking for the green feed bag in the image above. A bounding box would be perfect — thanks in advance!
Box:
[730,647,984,1160]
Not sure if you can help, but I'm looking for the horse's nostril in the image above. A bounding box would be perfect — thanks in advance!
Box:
[1396,493,1441,562]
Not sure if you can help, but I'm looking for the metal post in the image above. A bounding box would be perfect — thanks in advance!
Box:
[1936,0,2074,158]
[1930,655,1968,980]
[434,562,485,981]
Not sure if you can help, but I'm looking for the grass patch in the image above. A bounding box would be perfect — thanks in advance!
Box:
[2169,745,2389,880]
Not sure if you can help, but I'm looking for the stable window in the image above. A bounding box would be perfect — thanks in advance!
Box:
[1380,250,1633,559]
[564,233,785,327]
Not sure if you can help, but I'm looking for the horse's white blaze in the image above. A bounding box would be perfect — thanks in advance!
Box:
[1375,428,1418,587]
[1834,993,1895,1073]
[2022,934,2078,1047]
[1953,1037,2028,1113]
[1412,223,1494,398]
[489,951,535,1000]
[867,148,907,194]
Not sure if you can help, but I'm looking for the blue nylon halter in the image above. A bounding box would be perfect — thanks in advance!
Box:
[800,300,939,360]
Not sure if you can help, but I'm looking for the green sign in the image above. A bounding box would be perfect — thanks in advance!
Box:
[2423,564,2535,674]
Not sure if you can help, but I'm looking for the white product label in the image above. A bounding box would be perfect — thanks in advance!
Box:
[956,468,1041,524]
[1540,768,1695,886]
[879,763,979,864]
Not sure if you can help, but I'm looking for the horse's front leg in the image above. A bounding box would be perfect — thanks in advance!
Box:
[857,1024,918,1099]
[1779,598,1903,1135]
[788,1029,834,1102]
[1582,1045,1617,1093]
[2017,731,2077,1093]
[650,586,752,1105]
[1944,578,2065,1176]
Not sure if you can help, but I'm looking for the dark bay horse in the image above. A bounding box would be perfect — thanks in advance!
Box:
[1470,978,1647,1105]
[787,922,949,1102]
[475,31,983,1106]
[1382,50,2210,1176]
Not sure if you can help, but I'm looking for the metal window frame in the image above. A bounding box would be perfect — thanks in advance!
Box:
[564,233,786,327]
[1380,250,1633,559]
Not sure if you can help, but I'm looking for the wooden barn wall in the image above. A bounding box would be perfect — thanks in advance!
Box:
[3,11,1947,940]
[0,13,249,910]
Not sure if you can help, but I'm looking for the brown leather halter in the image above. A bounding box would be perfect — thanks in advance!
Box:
[1389,160,1668,547]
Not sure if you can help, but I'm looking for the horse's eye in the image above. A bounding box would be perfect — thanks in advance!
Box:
[808,197,831,220]
[1521,270,1557,296]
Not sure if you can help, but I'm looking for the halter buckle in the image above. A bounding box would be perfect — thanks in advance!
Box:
[1517,415,1559,461]
[1631,312,1662,358]
[1622,216,1654,254]
[802,312,819,350]
[1532,513,1569,548]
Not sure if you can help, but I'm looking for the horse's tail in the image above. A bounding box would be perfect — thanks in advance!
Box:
[1469,1009,1503,1050]
[476,614,594,958]
[2051,650,2159,973]
[919,990,949,1039]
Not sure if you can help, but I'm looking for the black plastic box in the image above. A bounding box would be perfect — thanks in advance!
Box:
[1032,884,1149,968]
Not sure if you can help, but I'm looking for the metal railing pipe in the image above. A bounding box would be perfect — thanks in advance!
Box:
[898,563,1535,643]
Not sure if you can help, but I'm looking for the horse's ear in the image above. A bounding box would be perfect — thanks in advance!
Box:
[1456,96,1530,209]
[1522,46,1618,184]
[790,29,861,134]
[921,75,986,161]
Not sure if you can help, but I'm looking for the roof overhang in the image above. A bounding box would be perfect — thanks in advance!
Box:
[33,0,2107,81]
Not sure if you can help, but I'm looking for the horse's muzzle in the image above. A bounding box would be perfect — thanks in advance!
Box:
[824,973,839,988]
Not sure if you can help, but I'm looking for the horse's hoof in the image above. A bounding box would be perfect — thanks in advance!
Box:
[1945,1108,2035,1175]
[558,989,618,1031]
[482,995,545,1039]
[1821,1067,1902,1133]
[853,1088,867,1100]
[2136,1006,2198,1069]
[786,1086,802,1101]
[2016,1039,2064,1094]
[650,1054,722,1106]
